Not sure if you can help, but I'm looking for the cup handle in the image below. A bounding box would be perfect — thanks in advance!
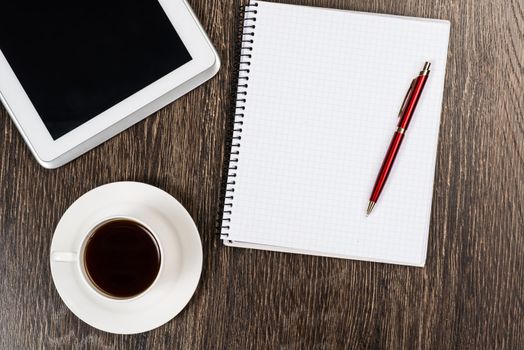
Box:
[51,252,78,263]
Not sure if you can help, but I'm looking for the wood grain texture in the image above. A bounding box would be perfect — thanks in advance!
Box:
[0,0,522,349]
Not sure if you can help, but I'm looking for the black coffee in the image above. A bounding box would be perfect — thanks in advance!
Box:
[84,219,161,298]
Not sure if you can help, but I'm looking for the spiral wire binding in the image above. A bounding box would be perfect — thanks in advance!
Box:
[217,1,258,240]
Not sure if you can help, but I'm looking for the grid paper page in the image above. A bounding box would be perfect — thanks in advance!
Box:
[224,1,450,266]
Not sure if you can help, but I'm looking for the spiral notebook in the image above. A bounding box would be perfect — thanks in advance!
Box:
[219,1,450,266]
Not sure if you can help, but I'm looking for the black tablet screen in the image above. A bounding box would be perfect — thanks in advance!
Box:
[0,1,192,139]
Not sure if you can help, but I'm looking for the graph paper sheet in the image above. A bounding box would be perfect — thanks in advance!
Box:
[222,1,450,266]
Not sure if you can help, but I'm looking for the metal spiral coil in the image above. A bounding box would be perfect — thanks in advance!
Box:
[217,1,258,240]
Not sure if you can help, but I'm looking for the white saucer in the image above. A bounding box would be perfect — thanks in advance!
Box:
[50,182,203,334]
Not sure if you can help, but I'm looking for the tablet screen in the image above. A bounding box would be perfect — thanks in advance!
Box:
[0,1,192,139]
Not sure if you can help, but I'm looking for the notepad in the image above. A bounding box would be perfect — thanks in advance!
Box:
[219,1,450,266]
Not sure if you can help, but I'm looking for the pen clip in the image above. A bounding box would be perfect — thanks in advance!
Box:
[398,78,417,118]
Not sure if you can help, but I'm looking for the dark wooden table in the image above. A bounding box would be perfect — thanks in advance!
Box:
[1,0,522,349]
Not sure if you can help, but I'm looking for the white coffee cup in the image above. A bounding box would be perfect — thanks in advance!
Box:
[51,216,164,302]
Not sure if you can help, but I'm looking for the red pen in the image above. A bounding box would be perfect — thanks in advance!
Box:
[367,62,431,215]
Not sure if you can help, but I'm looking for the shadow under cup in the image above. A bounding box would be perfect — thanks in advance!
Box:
[82,218,162,299]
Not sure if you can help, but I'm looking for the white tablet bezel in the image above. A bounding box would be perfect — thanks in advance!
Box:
[0,0,218,166]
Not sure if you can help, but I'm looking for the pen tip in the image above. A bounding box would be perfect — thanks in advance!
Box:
[367,201,376,216]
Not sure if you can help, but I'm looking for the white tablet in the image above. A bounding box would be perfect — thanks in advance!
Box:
[0,0,220,168]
